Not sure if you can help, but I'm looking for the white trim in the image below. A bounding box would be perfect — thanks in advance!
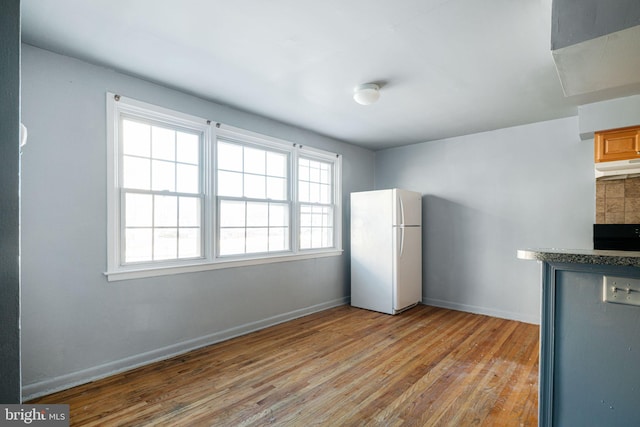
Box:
[422,297,540,325]
[211,121,342,256]
[333,154,343,248]
[296,150,342,251]
[22,297,349,401]
[109,93,212,129]
[106,249,343,282]
[106,94,119,273]
[203,124,214,261]
[106,93,212,274]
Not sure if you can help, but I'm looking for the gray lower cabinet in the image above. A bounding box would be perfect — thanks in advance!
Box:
[540,262,640,426]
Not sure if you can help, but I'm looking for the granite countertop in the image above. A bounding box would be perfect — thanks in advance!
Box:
[517,248,640,268]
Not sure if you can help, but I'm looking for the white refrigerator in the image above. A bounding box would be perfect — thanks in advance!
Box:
[350,189,422,315]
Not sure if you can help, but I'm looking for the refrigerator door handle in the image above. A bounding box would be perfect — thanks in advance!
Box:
[399,196,405,226]
[399,227,405,258]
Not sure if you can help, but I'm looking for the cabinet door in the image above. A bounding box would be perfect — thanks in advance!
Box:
[549,270,640,426]
[594,127,640,162]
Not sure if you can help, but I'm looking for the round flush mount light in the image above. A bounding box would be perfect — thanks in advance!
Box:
[353,83,380,105]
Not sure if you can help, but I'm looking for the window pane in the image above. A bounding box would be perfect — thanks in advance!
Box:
[244,147,265,175]
[152,126,175,161]
[245,174,266,199]
[154,228,177,260]
[152,160,175,192]
[323,228,333,247]
[298,181,310,203]
[298,157,333,206]
[320,166,330,184]
[268,227,288,251]
[311,228,323,248]
[219,228,245,256]
[266,177,286,200]
[269,204,288,227]
[220,200,245,227]
[218,199,291,256]
[218,141,243,172]
[309,182,320,203]
[154,195,177,227]
[123,156,150,190]
[299,204,333,250]
[324,207,334,226]
[177,132,199,164]
[179,197,200,227]
[178,228,201,258]
[300,228,311,249]
[246,228,268,253]
[218,170,243,197]
[309,161,320,182]
[312,208,323,226]
[246,202,268,227]
[266,152,287,178]
[320,184,331,204]
[177,163,199,194]
[125,193,152,227]
[122,119,150,157]
[125,228,152,262]
[299,160,309,181]
[300,205,312,226]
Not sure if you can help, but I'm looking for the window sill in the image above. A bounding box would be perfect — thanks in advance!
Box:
[105,249,344,282]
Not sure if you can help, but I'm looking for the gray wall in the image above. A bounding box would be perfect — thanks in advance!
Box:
[0,0,22,404]
[551,0,640,50]
[375,117,594,323]
[579,94,640,139]
[20,44,375,399]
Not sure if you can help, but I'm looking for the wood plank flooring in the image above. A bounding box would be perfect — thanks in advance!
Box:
[30,305,539,426]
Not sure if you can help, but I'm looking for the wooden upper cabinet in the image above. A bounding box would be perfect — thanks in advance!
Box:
[595,126,640,163]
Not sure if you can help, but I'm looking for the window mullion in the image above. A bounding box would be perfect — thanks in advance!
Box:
[119,188,126,266]
[244,199,248,254]
[291,148,299,253]
[205,127,214,262]
[151,192,156,261]
[176,196,180,259]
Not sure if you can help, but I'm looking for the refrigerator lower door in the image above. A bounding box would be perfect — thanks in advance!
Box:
[350,191,394,314]
[393,226,422,312]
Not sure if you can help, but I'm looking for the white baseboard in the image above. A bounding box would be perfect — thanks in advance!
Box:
[422,297,540,325]
[23,297,349,401]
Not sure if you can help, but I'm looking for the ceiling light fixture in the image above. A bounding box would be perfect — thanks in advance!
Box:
[353,83,380,105]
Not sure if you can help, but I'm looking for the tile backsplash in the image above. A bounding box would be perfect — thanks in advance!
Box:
[596,176,640,223]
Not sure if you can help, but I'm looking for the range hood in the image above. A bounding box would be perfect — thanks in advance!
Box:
[595,159,640,179]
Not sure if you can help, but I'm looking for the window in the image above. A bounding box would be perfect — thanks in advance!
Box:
[107,94,341,281]
[216,139,290,256]
[298,157,334,249]
[121,118,204,263]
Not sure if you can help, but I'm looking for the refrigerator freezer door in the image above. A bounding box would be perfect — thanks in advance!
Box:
[394,189,422,226]
[393,225,422,312]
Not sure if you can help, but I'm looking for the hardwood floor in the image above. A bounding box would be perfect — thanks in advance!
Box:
[30,305,539,426]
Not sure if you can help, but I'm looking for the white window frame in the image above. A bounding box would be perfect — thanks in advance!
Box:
[106,94,342,281]
[296,146,342,251]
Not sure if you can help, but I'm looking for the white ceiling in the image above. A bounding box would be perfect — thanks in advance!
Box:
[20,0,640,150]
